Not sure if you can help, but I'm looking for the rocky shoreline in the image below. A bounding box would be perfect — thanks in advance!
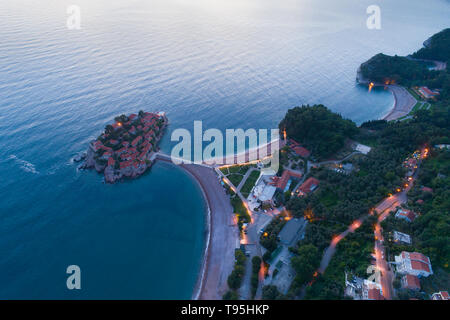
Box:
[81,111,168,183]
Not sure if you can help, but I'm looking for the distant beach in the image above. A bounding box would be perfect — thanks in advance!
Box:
[381,85,417,121]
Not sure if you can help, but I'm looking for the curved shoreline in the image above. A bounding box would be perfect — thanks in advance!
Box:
[156,155,237,300]
[179,164,212,300]
[357,71,416,121]
[381,85,416,121]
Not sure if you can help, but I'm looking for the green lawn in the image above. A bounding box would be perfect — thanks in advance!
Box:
[411,102,423,113]
[231,196,251,226]
[240,170,260,197]
[228,164,252,175]
[228,174,244,187]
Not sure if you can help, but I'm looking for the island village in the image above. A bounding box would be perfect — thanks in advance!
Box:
[82,111,168,183]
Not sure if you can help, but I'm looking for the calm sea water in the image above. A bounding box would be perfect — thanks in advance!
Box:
[0,0,448,299]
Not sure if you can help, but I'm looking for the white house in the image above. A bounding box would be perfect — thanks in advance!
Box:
[395,251,433,278]
[393,231,412,245]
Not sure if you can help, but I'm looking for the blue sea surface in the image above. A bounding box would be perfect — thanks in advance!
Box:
[0,0,448,298]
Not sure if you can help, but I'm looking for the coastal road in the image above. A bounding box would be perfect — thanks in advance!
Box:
[372,148,426,299]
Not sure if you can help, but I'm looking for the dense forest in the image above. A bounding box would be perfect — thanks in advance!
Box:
[359,53,435,86]
[413,28,450,63]
[279,105,358,159]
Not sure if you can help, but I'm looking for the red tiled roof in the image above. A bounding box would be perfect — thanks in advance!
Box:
[119,161,132,169]
[101,146,113,152]
[129,114,138,121]
[411,260,431,273]
[397,209,417,222]
[406,211,417,221]
[420,87,439,96]
[131,136,142,147]
[292,146,311,158]
[421,186,433,193]
[409,252,430,264]
[298,177,320,194]
[275,170,303,190]
[403,275,420,290]
[116,147,127,155]
[368,288,383,300]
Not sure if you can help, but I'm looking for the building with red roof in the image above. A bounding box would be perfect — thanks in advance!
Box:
[401,274,421,291]
[116,147,127,155]
[129,126,137,135]
[131,136,142,147]
[100,151,112,161]
[395,208,417,222]
[271,170,303,192]
[292,146,311,158]
[119,160,132,169]
[92,140,104,152]
[109,139,119,145]
[289,139,301,147]
[395,251,433,277]
[418,86,439,100]
[431,291,449,300]
[296,177,320,196]
[362,280,384,300]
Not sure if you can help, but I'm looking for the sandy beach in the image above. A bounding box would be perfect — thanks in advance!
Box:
[382,85,417,121]
[357,69,417,122]
[156,155,239,300]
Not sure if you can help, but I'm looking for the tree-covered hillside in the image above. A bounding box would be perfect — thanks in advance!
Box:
[359,53,434,86]
[412,28,450,63]
[279,105,358,159]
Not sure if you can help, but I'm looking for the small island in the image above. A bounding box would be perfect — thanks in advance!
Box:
[83,110,168,183]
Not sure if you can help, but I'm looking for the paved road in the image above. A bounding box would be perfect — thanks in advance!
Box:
[372,148,426,299]
[318,218,364,274]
